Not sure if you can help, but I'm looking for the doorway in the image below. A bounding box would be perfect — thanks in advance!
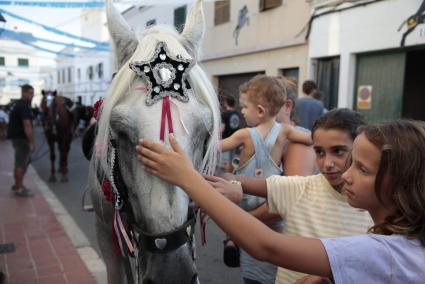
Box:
[402,48,425,121]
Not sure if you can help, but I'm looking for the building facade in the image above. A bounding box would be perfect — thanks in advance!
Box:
[309,0,425,120]
[55,8,112,106]
[0,36,55,106]
[123,2,187,32]
[201,0,311,104]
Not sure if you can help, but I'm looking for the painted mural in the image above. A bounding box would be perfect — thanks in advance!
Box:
[398,0,425,46]
[233,5,249,45]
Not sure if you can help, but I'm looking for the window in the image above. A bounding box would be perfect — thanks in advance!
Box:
[88,66,94,80]
[57,71,61,84]
[280,67,300,86]
[62,69,65,84]
[0,78,6,87]
[146,19,156,27]
[259,0,282,11]
[174,5,187,33]
[77,68,81,81]
[17,58,29,67]
[97,63,103,79]
[215,0,230,25]
[68,67,72,83]
[0,57,5,66]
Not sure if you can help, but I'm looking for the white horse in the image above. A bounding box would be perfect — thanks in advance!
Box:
[88,1,220,283]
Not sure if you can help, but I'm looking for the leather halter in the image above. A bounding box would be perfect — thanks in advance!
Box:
[138,209,196,253]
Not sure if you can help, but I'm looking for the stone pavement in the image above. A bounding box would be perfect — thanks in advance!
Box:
[0,139,102,284]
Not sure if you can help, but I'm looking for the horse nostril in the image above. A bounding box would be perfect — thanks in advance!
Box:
[191,274,199,284]
[143,280,154,284]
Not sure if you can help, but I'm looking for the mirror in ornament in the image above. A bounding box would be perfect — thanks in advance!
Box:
[153,63,176,88]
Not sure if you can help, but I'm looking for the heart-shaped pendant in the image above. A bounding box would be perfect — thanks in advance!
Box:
[159,54,167,60]
[155,238,167,250]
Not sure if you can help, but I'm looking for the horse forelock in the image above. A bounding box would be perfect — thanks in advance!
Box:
[95,25,220,177]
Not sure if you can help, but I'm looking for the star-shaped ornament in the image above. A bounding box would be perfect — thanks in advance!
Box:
[129,41,194,106]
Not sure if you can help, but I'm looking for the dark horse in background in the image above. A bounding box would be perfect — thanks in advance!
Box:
[40,90,76,182]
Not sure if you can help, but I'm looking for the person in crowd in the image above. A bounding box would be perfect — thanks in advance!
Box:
[220,95,242,173]
[137,119,425,284]
[311,89,328,114]
[209,109,372,283]
[7,84,35,197]
[294,80,325,130]
[217,75,312,284]
[239,78,317,244]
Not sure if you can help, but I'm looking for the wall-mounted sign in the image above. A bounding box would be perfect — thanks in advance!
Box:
[357,85,372,110]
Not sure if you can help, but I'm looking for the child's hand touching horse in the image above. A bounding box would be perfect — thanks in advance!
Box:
[136,134,196,188]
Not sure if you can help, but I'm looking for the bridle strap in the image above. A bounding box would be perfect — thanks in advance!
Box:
[138,209,196,253]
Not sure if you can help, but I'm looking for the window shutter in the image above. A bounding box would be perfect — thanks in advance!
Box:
[174,6,187,33]
[214,0,230,25]
[260,0,282,11]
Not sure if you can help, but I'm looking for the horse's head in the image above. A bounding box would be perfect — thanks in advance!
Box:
[95,1,220,283]
[41,90,57,108]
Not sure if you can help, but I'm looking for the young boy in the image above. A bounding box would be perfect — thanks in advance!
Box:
[220,75,311,284]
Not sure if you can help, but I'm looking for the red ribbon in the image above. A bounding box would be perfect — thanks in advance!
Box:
[160,96,174,142]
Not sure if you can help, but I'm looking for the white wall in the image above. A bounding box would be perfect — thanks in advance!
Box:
[309,0,425,107]
[124,4,184,32]
[0,38,55,105]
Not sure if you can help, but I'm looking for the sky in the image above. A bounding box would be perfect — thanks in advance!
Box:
[0,0,216,65]
[0,1,130,64]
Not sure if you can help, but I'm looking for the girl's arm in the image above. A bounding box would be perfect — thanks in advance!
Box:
[137,136,332,277]
[249,203,282,226]
[205,174,268,197]
[283,141,317,176]
[220,128,247,152]
[284,125,312,146]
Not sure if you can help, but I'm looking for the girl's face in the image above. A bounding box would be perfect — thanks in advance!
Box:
[313,128,353,191]
[239,93,261,127]
[342,133,382,212]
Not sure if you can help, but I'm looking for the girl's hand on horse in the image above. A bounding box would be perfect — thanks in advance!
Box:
[137,134,196,187]
[204,175,242,204]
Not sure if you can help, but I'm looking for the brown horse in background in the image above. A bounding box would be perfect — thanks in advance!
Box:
[40,90,76,182]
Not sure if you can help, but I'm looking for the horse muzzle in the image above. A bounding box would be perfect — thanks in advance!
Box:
[140,243,198,284]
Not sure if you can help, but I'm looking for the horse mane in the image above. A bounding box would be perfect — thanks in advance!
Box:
[95,25,221,176]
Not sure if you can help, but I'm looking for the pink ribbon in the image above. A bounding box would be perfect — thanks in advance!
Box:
[112,209,135,256]
[170,98,189,135]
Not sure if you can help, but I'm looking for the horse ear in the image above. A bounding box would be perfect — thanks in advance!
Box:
[53,90,57,97]
[106,0,138,69]
[181,0,205,57]
[42,90,46,96]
